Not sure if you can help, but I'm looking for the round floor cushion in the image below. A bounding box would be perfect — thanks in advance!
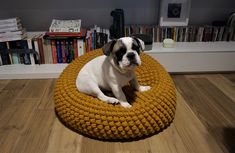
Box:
[54,49,177,140]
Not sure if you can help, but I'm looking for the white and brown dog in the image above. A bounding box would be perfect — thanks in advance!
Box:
[76,37,151,108]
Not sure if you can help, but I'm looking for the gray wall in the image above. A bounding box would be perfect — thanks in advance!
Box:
[0,0,235,31]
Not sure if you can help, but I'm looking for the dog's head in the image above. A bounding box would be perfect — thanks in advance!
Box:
[102,37,145,71]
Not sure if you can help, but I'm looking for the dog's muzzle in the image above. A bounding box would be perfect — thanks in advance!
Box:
[127,53,139,66]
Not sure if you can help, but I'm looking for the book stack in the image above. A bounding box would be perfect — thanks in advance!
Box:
[0,17,26,42]
[85,25,109,52]
[0,32,45,65]
[43,19,86,63]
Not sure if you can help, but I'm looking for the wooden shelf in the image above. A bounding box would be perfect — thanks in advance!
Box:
[0,41,235,79]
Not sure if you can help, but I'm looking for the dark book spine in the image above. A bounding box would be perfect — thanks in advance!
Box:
[69,40,74,62]
[0,42,11,65]
[55,40,63,63]
[20,40,31,65]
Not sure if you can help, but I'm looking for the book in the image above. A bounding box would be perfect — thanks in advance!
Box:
[37,33,45,64]
[0,17,20,25]
[77,39,85,56]
[0,29,25,37]
[217,26,224,41]
[45,29,86,38]
[8,40,31,65]
[26,33,38,65]
[32,33,42,64]
[55,40,63,63]
[61,40,66,63]
[49,19,81,32]
[50,40,57,64]
[0,42,11,65]
[0,32,26,42]
[68,40,74,62]
[0,24,22,33]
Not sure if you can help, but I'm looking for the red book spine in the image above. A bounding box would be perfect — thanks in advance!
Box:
[50,40,57,64]
[37,36,45,64]
[73,39,78,58]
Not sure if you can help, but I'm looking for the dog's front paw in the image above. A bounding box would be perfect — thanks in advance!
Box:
[120,102,132,108]
[106,97,119,104]
[138,86,151,92]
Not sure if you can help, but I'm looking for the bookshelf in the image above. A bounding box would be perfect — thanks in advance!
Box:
[0,41,235,79]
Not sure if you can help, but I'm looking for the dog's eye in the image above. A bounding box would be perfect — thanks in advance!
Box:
[115,48,126,61]
[132,44,140,54]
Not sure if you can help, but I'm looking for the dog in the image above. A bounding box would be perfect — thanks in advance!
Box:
[76,37,151,108]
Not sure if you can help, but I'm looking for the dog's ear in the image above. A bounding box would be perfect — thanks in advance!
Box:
[102,40,117,56]
[132,37,145,51]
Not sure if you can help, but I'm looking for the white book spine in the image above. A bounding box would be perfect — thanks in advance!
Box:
[0,29,25,37]
[0,33,26,42]
[77,39,84,56]
[0,25,22,33]
[27,38,35,65]
[0,17,19,25]
[33,38,40,63]
[0,55,2,65]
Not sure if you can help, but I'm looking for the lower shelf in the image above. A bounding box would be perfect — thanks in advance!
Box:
[0,64,68,79]
[0,42,235,79]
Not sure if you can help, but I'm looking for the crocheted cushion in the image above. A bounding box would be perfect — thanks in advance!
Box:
[54,49,177,140]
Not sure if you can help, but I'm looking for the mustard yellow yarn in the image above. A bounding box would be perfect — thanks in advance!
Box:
[54,49,177,140]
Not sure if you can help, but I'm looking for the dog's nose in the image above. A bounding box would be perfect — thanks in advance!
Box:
[127,52,135,59]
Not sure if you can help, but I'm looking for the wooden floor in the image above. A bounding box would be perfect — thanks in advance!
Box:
[0,73,235,153]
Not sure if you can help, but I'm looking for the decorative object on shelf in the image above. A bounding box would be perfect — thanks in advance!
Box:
[109,9,125,39]
[54,49,177,140]
[131,34,153,51]
[163,38,175,48]
[159,0,191,26]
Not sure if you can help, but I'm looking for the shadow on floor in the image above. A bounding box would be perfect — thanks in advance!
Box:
[223,127,235,153]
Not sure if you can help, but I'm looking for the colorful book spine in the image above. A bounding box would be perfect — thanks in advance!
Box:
[55,40,63,63]
[61,40,66,63]
[50,40,57,64]
[73,39,78,58]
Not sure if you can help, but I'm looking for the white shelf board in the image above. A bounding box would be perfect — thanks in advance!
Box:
[145,42,235,73]
[0,64,68,79]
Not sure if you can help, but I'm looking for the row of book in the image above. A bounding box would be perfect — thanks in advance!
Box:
[0,32,87,65]
[0,17,26,42]
[0,29,109,65]
[125,25,235,42]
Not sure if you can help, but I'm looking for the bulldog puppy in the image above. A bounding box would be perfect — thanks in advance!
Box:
[76,37,151,108]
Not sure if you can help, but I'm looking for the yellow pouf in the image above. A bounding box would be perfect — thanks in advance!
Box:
[54,49,177,140]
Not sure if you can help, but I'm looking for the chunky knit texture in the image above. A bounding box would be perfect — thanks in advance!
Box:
[54,49,177,140]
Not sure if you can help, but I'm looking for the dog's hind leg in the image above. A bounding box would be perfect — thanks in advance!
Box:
[77,78,119,104]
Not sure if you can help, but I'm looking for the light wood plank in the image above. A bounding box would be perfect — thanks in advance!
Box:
[206,74,235,103]
[0,99,37,153]
[173,75,235,153]
[173,92,224,153]
[12,110,55,153]
[46,118,83,153]
[16,79,52,99]
[0,79,10,91]
[37,79,56,110]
